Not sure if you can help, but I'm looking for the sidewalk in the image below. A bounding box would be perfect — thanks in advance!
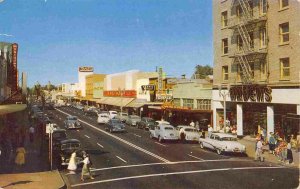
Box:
[238,136,299,168]
[0,109,66,189]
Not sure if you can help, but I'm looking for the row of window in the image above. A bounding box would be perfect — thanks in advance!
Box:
[222,57,290,81]
[173,98,212,110]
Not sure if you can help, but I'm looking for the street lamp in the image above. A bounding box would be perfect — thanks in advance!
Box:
[219,84,230,130]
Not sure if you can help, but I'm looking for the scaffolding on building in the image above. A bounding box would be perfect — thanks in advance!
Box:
[228,0,268,84]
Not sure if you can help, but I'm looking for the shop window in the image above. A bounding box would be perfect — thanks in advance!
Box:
[197,99,211,110]
[173,98,180,107]
[260,27,267,48]
[222,66,229,81]
[183,99,194,109]
[279,22,289,44]
[221,11,228,28]
[280,0,289,9]
[260,0,267,15]
[280,58,290,80]
[222,38,228,55]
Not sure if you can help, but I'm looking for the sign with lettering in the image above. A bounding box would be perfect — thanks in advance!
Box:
[78,66,94,72]
[229,85,272,102]
[141,85,155,91]
[104,90,136,97]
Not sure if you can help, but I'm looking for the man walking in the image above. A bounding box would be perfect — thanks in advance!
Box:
[29,125,35,143]
[255,138,264,162]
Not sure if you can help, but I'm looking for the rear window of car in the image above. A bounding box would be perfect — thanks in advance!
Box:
[61,143,80,150]
[185,128,197,132]
[164,127,174,130]
[220,137,237,141]
[53,132,66,138]
[68,117,77,120]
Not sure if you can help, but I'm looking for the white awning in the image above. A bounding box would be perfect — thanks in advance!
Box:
[96,97,134,107]
[0,104,27,115]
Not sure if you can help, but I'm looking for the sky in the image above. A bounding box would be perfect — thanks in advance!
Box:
[0,0,212,87]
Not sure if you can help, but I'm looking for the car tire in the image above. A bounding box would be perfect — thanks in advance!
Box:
[199,142,204,149]
[216,148,222,155]
[158,136,163,143]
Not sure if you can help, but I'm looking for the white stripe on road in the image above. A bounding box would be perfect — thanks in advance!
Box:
[84,135,90,139]
[133,134,142,138]
[116,156,127,163]
[55,109,170,163]
[97,143,104,148]
[155,142,167,147]
[71,166,284,187]
[90,159,253,172]
[187,154,204,161]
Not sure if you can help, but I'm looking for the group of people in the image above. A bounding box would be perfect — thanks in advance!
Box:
[67,151,94,181]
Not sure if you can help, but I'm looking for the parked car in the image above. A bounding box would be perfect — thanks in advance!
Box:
[108,110,118,119]
[84,110,98,117]
[175,125,201,142]
[149,124,178,143]
[55,139,84,169]
[97,113,110,124]
[64,116,82,129]
[198,133,246,155]
[105,118,126,133]
[115,112,128,123]
[51,129,67,149]
[126,115,141,127]
[137,117,156,130]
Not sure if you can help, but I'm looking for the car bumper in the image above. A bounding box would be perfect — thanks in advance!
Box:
[223,148,246,153]
[112,128,126,132]
[163,136,178,140]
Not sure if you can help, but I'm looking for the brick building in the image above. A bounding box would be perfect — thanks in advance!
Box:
[212,0,300,138]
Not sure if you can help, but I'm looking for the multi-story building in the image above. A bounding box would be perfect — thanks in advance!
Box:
[85,74,106,100]
[212,0,300,138]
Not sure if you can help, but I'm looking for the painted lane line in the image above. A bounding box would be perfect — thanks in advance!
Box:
[90,159,254,172]
[133,134,142,138]
[155,142,167,147]
[97,143,104,148]
[116,156,127,163]
[71,166,285,187]
[55,108,170,163]
[187,154,204,161]
[84,135,90,139]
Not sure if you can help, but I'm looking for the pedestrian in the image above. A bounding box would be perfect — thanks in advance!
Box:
[286,140,294,164]
[81,153,94,181]
[208,125,213,138]
[268,132,276,154]
[15,144,26,165]
[67,151,77,174]
[29,125,35,143]
[195,121,199,131]
[261,127,266,143]
[225,125,230,133]
[190,120,195,128]
[255,138,264,162]
[201,129,205,139]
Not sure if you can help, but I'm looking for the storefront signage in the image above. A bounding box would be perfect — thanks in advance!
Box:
[229,85,272,102]
[156,94,173,101]
[11,43,18,91]
[78,66,94,72]
[104,90,136,97]
[141,85,155,91]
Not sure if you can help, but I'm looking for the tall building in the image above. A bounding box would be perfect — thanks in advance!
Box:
[78,66,94,97]
[85,74,106,100]
[212,0,300,137]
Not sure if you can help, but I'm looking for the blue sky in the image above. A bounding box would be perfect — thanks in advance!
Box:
[0,0,212,87]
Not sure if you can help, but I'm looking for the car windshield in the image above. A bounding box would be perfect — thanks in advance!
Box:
[68,117,77,120]
[101,115,108,118]
[164,127,174,130]
[61,143,80,150]
[53,132,66,138]
[122,113,128,116]
[111,119,121,124]
[220,137,237,141]
[185,128,197,132]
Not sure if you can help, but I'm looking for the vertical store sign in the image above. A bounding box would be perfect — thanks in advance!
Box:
[158,67,163,94]
[12,43,18,91]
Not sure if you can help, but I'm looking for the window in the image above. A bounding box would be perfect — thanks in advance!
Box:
[237,65,242,82]
[249,32,254,49]
[183,99,194,109]
[222,66,229,81]
[237,35,243,52]
[173,98,180,107]
[236,5,243,22]
[260,60,267,80]
[197,99,211,110]
[260,0,267,15]
[221,11,228,28]
[280,58,290,80]
[279,22,289,44]
[280,0,289,9]
[260,27,267,48]
[222,38,228,55]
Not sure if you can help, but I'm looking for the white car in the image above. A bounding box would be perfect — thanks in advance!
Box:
[198,133,246,155]
[97,113,110,124]
[149,124,178,143]
[176,126,200,142]
[108,111,118,119]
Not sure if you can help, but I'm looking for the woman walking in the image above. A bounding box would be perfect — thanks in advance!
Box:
[15,145,26,165]
[81,154,94,181]
[67,151,77,174]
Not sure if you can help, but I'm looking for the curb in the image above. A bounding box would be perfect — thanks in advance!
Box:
[58,170,67,189]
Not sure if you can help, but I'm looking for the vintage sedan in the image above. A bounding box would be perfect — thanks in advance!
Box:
[64,116,82,129]
[137,117,156,130]
[176,126,201,142]
[149,124,178,143]
[126,115,141,127]
[105,118,126,133]
[199,133,246,155]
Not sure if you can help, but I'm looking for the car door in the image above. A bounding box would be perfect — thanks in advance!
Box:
[204,134,215,149]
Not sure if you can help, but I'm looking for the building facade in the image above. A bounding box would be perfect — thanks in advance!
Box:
[85,74,106,100]
[212,0,300,138]
[78,66,94,97]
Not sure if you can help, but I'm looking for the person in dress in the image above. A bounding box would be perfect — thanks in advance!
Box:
[15,145,26,165]
[29,126,35,143]
[67,151,77,174]
[81,154,94,181]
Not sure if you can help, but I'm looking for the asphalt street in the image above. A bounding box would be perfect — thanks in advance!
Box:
[48,107,299,189]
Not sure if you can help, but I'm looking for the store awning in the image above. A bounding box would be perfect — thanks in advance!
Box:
[126,100,163,108]
[0,104,27,115]
[96,97,134,107]
[148,105,162,110]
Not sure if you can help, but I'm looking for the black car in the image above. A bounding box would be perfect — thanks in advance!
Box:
[84,110,98,117]
[55,139,84,169]
[52,129,67,149]
[137,117,156,130]
[105,118,126,133]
